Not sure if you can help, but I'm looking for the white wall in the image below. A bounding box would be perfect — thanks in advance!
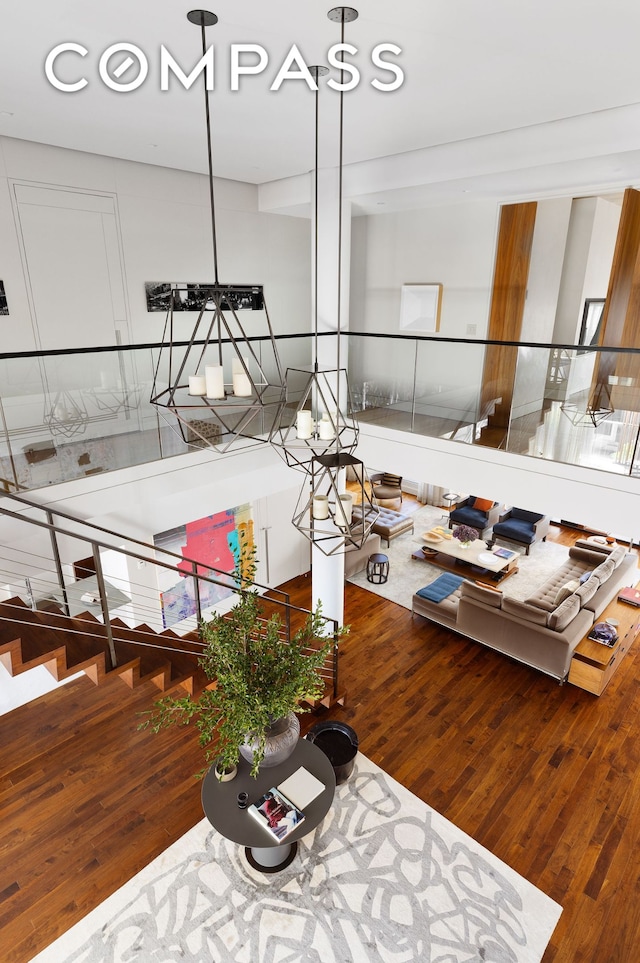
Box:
[348,201,497,419]
[0,135,311,353]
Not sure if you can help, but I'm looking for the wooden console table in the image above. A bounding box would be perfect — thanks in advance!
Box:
[568,586,640,695]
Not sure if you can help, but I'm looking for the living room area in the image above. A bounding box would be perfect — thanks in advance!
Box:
[346,473,640,690]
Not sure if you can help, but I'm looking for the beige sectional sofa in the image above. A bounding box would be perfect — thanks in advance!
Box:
[412,539,638,681]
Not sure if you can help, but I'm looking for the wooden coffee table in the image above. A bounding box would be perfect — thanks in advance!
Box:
[568,586,640,695]
[411,537,519,586]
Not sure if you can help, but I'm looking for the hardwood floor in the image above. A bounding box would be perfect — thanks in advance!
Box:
[1,528,640,962]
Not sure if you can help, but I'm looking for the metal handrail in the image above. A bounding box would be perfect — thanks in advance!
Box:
[0,491,340,696]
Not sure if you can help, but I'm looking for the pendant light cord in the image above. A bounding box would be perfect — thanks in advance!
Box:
[313,71,320,372]
[199,17,220,286]
[335,11,347,450]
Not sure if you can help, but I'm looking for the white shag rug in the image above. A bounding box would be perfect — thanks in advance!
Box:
[348,504,569,611]
[30,754,561,963]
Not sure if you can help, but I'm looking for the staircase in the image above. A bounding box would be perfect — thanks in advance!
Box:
[0,491,343,711]
[0,596,209,697]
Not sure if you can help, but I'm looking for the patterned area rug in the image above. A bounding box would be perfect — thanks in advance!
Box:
[348,504,569,610]
[31,755,561,963]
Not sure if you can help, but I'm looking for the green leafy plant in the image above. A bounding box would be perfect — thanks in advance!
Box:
[140,537,345,777]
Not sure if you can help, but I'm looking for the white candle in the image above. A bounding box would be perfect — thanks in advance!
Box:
[318,418,335,440]
[312,494,329,520]
[232,357,252,397]
[338,493,353,526]
[205,365,225,399]
[296,409,313,439]
[188,375,207,396]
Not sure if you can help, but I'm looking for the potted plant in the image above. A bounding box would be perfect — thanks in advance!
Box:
[141,538,344,777]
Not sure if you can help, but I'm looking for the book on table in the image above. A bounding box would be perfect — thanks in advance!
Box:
[277,766,325,810]
[493,547,516,560]
[247,787,305,842]
[618,586,640,607]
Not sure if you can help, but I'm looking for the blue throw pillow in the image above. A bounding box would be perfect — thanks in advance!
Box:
[579,570,593,585]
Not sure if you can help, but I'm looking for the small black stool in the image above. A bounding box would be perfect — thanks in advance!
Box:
[367,552,389,584]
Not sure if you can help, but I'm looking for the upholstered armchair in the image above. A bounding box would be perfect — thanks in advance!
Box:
[448,496,501,540]
[490,508,550,555]
[371,472,403,509]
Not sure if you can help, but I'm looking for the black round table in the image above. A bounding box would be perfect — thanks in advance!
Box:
[201,738,335,872]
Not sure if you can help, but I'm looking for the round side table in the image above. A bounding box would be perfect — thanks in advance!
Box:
[442,492,460,522]
[201,739,335,873]
[367,553,389,584]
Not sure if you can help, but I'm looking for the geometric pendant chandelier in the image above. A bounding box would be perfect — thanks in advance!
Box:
[44,388,89,438]
[289,9,380,556]
[150,10,285,452]
[560,380,615,429]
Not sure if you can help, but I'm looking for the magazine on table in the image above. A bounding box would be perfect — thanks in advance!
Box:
[493,547,516,559]
[247,787,305,842]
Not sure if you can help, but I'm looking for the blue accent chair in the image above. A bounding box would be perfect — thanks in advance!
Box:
[490,508,550,555]
[448,496,501,540]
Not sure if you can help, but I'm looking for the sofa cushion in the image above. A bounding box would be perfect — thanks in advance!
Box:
[547,593,581,631]
[575,575,599,606]
[570,545,609,565]
[460,581,502,608]
[473,497,494,512]
[554,578,580,606]
[381,472,402,489]
[451,507,487,530]
[502,596,549,625]
[609,545,627,569]
[493,518,536,544]
[592,557,615,584]
[511,508,544,523]
[416,573,464,602]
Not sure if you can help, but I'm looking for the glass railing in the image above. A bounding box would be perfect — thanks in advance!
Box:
[0,332,638,492]
[347,333,640,478]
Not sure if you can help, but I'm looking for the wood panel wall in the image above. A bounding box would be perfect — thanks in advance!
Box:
[481,202,537,427]
[596,187,640,411]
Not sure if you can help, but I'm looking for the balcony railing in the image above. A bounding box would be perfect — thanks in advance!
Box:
[0,332,638,490]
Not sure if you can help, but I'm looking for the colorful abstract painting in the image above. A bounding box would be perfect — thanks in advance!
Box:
[153,504,254,628]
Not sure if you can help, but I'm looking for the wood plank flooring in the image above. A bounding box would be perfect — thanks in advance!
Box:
[1,525,640,962]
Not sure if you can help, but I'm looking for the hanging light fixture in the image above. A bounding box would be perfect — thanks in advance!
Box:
[44,389,89,439]
[270,64,358,472]
[150,10,285,452]
[290,8,379,556]
[560,381,614,429]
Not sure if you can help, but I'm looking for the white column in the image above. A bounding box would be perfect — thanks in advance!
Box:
[310,166,352,629]
[311,544,345,627]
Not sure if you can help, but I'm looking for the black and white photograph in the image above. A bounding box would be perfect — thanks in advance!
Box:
[145,281,263,313]
[0,279,8,315]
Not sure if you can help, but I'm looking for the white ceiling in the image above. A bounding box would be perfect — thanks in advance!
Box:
[2,0,640,211]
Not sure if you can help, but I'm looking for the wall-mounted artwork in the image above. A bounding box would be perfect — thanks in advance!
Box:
[578,298,605,350]
[153,503,254,628]
[399,283,442,333]
[0,280,8,315]
[145,282,264,313]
